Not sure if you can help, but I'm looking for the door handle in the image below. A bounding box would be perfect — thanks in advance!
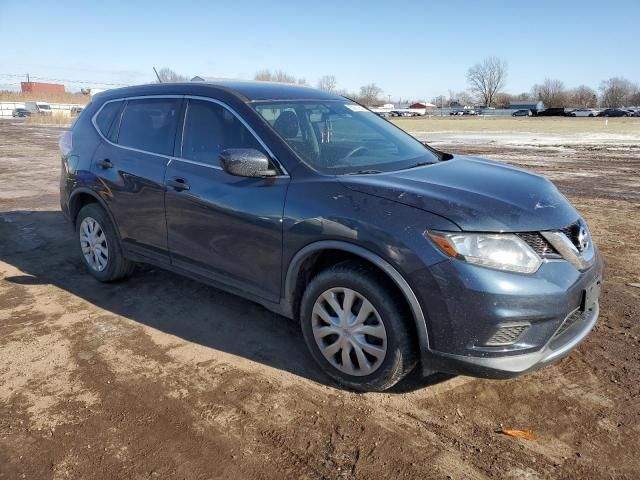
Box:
[96,158,113,169]
[166,177,190,191]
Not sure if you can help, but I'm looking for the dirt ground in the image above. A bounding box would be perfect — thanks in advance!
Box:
[1,119,639,479]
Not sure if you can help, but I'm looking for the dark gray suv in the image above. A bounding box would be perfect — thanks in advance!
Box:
[59,81,602,391]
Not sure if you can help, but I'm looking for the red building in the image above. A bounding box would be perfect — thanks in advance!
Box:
[21,82,65,94]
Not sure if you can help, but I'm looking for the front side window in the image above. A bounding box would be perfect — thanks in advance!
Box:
[253,101,437,174]
[181,100,265,166]
[117,98,180,155]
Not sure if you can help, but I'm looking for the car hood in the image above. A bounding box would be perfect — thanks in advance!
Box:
[339,156,579,232]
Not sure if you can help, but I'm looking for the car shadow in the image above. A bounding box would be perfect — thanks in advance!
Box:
[0,210,454,393]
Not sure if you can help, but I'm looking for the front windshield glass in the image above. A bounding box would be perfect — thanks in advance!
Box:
[253,101,438,174]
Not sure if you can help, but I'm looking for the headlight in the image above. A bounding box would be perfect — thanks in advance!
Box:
[427,231,542,273]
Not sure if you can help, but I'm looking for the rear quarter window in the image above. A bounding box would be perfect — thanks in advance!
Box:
[95,101,123,139]
[117,98,181,155]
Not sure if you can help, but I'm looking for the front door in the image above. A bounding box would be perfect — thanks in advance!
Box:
[164,98,289,302]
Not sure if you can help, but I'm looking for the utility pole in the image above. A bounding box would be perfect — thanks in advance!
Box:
[26,73,30,83]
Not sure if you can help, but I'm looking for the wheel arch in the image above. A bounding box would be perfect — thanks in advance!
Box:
[284,240,430,351]
[69,188,119,237]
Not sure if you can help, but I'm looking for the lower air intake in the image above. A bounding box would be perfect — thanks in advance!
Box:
[484,324,529,346]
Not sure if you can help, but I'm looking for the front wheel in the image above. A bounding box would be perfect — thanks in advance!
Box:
[300,261,417,391]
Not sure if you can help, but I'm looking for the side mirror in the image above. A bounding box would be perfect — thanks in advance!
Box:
[219,149,277,178]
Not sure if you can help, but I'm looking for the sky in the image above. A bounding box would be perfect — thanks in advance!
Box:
[1,0,639,101]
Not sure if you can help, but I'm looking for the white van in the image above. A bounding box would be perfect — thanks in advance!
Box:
[25,101,53,115]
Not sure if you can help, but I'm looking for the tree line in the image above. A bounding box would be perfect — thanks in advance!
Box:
[452,56,640,109]
[155,64,640,109]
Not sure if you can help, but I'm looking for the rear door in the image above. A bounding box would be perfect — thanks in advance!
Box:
[164,98,289,302]
[91,96,182,263]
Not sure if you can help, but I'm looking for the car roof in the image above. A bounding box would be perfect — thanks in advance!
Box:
[96,80,346,103]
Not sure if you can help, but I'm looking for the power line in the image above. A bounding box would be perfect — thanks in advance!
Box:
[0,72,131,86]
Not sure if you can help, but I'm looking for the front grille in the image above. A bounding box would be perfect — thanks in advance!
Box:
[484,324,529,346]
[560,221,581,249]
[517,232,558,257]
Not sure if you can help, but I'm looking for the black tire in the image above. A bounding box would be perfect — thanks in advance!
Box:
[75,203,135,282]
[300,261,417,391]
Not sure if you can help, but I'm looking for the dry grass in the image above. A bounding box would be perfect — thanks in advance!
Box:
[25,112,74,126]
[0,90,89,105]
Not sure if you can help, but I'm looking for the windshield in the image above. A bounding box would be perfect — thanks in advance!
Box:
[253,101,438,174]
[38,104,51,110]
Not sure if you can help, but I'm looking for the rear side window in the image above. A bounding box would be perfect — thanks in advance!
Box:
[95,101,122,138]
[181,100,265,166]
[117,98,181,155]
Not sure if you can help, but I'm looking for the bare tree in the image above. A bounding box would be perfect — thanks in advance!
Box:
[273,70,296,83]
[531,79,567,107]
[567,85,598,108]
[156,67,189,83]
[628,89,640,107]
[599,77,636,107]
[455,91,475,107]
[254,69,273,81]
[254,69,301,84]
[430,95,447,108]
[466,56,507,107]
[494,92,514,109]
[359,83,383,106]
[317,75,337,92]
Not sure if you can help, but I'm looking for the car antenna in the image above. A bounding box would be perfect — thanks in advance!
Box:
[153,67,162,83]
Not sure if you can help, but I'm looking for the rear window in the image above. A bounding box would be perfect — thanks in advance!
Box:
[117,98,180,155]
[95,101,122,138]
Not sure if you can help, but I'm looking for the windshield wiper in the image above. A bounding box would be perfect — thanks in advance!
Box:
[344,169,384,175]
[405,161,434,169]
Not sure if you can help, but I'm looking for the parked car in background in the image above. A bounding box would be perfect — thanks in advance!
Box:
[12,108,31,118]
[536,108,567,117]
[569,108,599,117]
[450,110,478,116]
[512,109,532,117]
[60,81,603,391]
[24,101,53,116]
[597,108,630,117]
[71,106,84,116]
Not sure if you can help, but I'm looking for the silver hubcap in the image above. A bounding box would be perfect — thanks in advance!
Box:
[79,217,109,272]
[311,287,387,376]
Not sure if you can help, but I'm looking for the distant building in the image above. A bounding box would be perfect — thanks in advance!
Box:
[510,100,544,111]
[191,76,224,82]
[409,102,436,110]
[21,82,65,94]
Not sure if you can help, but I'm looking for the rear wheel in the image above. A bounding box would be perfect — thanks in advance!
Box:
[300,261,416,391]
[76,203,135,282]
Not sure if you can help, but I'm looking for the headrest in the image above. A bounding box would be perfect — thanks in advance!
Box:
[273,110,299,138]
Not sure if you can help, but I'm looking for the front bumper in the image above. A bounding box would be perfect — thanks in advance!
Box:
[413,249,603,378]
[424,302,599,378]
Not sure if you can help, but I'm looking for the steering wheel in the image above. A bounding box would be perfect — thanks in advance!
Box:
[344,146,369,160]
